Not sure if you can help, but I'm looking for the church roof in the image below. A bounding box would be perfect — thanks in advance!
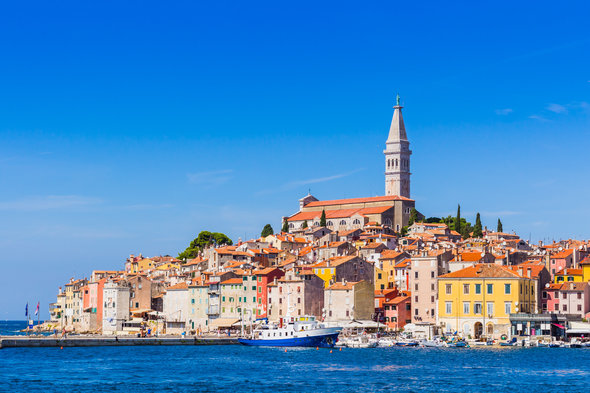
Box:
[304,195,412,208]
[386,104,408,143]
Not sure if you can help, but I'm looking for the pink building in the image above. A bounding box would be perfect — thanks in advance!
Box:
[542,282,590,317]
[549,249,574,277]
[383,292,411,330]
[541,283,562,313]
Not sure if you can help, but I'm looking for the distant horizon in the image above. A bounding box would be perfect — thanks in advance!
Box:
[2,0,589,319]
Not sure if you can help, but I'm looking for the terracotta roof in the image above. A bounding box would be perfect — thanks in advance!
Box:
[305,195,413,207]
[384,295,411,305]
[560,282,589,291]
[555,268,583,276]
[451,251,485,262]
[166,282,188,290]
[327,281,361,290]
[380,250,404,260]
[551,249,574,259]
[254,267,281,275]
[439,264,523,279]
[220,278,243,285]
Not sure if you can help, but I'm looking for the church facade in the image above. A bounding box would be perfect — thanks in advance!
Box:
[286,98,415,233]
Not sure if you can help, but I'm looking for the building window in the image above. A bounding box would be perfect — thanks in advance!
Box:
[353,219,361,225]
[415,272,419,279]
[474,284,481,294]
[327,221,333,227]
[431,271,434,278]
[431,283,435,291]
[415,284,418,291]
[445,302,452,314]
[505,302,511,315]
[578,293,582,300]
[463,284,469,295]
[431,296,435,303]
[339,220,346,226]
[486,302,494,316]
[474,302,482,314]
[463,302,470,314]
[405,304,411,311]
[504,284,511,294]
[378,273,382,279]
[578,304,582,311]
[563,304,567,312]
[414,309,419,316]
[487,284,493,295]
[562,293,567,300]
[446,284,452,295]
[542,291,547,299]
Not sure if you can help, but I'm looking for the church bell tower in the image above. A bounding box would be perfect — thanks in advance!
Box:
[384,94,411,198]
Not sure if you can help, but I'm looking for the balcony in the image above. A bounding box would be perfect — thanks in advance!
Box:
[206,306,220,316]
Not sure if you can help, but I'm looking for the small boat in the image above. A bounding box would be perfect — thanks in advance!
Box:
[500,337,517,347]
[395,340,419,347]
[447,341,469,348]
[420,339,446,348]
[238,316,341,348]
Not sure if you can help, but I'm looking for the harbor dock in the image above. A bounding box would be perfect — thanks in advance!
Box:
[0,336,239,349]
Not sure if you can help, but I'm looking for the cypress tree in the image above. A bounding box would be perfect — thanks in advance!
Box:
[473,213,483,238]
[261,224,274,237]
[302,220,308,229]
[282,219,289,233]
[408,208,418,226]
[320,209,327,227]
[454,204,461,233]
[497,218,503,233]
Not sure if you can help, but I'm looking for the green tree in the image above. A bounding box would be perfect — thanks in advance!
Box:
[302,220,308,229]
[473,213,483,238]
[454,204,462,234]
[177,231,233,260]
[408,208,419,226]
[261,224,274,237]
[425,217,441,223]
[282,219,289,233]
[497,218,503,233]
[320,209,327,227]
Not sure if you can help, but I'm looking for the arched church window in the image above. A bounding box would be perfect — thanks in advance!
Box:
[289,223,294,229]
[339,220,346,226]
[327,221,333,226]
[384,218,392,227]
[314,221,319,227]
[353,219,361,225]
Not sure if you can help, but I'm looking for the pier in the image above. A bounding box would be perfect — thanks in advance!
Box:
[0,336,239,349]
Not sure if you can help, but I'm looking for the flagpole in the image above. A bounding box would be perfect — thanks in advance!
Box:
[37,302,40,331]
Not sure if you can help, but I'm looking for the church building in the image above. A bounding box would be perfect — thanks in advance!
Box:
[286,96,415,233]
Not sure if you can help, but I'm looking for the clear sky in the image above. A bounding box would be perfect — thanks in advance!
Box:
[1,1,589,319]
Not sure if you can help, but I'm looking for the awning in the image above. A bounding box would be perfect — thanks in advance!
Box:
[208,318,240,329]
[566,328,590,334]
[552,323,566,329]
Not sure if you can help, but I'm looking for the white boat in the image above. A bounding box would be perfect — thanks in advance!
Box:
[344,335,377,348]
[238,316,341,348]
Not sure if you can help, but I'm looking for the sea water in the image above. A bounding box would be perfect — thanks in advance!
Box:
[1,339,590,392]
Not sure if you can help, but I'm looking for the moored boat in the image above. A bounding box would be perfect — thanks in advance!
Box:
[238,316,341,348]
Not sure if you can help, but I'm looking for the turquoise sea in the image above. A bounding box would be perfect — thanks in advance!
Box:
[2,322,590,392]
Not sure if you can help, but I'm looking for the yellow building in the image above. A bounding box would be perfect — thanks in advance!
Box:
[311,256,372,288]
[131,258,155,273]
[375,250,409,291]
[437,264,536,339]
[554,268,583,284]
[582,258,590,282]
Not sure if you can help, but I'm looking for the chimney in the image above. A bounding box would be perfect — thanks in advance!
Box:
[518,266,523,277]
[527,267,531,278]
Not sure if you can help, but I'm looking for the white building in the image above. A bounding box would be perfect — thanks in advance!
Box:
[163,282,189,334]
[102,281,130,335]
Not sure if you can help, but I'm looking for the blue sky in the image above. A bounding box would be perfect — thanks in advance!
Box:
[1,1,589,319]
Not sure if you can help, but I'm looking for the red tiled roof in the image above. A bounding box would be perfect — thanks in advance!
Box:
[305,195,413,207]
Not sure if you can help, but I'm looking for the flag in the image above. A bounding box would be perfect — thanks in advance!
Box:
[35,302,40,316]
[25,303,28,317]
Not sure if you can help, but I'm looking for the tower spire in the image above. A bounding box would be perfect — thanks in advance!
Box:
[386,94,408,143]
[383,94,412,198]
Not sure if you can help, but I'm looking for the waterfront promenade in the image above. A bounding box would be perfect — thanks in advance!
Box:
[0,335,238,349]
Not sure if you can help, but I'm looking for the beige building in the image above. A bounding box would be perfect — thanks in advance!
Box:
[188,281,209,332]
[267,270,324,321]
[324,280,374,322]
[408,250,453,325]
